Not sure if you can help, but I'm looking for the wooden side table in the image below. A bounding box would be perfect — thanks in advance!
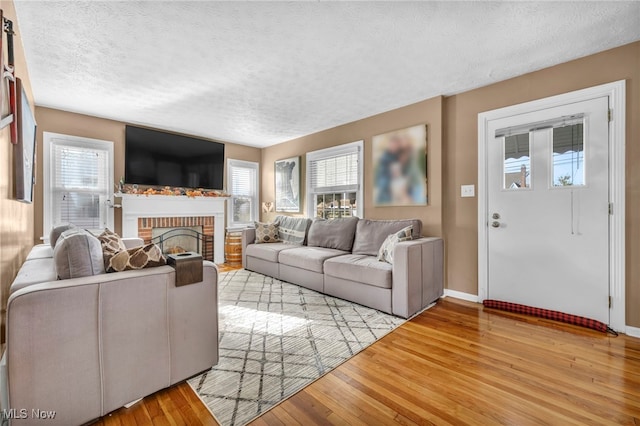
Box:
[225,229,243,265]
[167,252,203,286]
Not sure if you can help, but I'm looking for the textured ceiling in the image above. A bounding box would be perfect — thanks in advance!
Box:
[14,1,640,148]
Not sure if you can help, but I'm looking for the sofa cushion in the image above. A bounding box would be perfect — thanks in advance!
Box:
[26,244,53,260]
[275,215,312,245]
[278,247,349,273]
[245,242,299,263]
[307,217,359,251]
[324,254,392,289]
[11,258,57,293]
[254,221,281,243]
[378,225,413,264]
[49,223,76,248]
[53,228,105,279]
[352,219,422,256]
[105,243,166,272]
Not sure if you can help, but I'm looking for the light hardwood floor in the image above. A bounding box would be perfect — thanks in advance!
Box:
[93,297,640,425]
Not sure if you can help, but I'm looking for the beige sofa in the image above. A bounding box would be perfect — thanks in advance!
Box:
[242,217,444,318]
[1,238,218,426]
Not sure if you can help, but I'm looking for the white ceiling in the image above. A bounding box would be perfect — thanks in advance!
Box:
[14,1,640,148]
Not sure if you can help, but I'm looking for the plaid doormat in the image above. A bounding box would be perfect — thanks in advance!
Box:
[483,299,616,335]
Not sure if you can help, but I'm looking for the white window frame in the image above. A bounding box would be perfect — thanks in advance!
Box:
[227,158,259,229]
[306,140,364,219]
[43,132,114,241]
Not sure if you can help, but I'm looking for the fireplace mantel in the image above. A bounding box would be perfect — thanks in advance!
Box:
[120,194,228,264]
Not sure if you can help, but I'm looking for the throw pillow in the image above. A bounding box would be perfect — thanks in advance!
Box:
[377,225,413,264]
[49,223,76,248]
[105,243,167,272]
[53,228,105,279]
[254,221,280,244]
[97,228,127,265]
[275,215,311,245]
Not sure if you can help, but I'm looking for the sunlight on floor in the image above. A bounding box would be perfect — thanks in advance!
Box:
[219,305,310,334]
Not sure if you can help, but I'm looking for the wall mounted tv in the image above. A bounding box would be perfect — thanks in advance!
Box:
[125,125,225,190]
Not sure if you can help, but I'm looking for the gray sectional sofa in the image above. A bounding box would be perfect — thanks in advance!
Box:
[242,216,444,318]
[1,237,218,425]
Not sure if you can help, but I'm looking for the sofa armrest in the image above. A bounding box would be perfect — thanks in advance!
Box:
[242,228,256,268]
[122,237,144,249]
[391,237,444,318]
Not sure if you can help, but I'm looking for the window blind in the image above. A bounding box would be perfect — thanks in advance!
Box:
[231,165,256,197]
[228,160,259,226]
[51,141,110,229]
[309,151,359,193]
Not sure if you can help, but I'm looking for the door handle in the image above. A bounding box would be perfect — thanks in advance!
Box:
[491,221,500,228]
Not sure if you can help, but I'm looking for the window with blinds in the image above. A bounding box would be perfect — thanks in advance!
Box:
[306,141,363,219]
[227,159,259,228]
[43,133,114,237]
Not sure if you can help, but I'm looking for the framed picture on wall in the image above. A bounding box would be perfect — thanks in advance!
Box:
[0,10,16,131]
[275,156,300,212]
[372,124,427,207]
[14,78,37,203]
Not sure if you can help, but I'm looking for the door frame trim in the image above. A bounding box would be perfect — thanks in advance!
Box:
[477,80,626,332]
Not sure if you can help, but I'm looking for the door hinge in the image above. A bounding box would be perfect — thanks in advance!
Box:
[609,203,613,215]
[608,109,613,122]
[609,296,612,309]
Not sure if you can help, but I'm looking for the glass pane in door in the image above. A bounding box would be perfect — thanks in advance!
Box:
[503,133,530,190]
[553,122,585,187]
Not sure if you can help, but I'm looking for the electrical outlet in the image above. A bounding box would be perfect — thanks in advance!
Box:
[461,185,475,198]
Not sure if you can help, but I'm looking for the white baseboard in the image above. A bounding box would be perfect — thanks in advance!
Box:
[625,326,640,338]
[443,289,479,303]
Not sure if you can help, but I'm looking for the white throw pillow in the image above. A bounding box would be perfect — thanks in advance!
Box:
[377,225,413,264]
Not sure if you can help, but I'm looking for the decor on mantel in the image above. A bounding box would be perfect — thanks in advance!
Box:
[275,156,300,212]
[373,124,428,207]
[119,184,229,198]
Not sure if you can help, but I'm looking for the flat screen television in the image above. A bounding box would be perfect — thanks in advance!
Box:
[125,125,225,190]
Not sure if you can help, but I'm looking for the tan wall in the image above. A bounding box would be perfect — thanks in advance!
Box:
[0,0,35,342]
[13,10,640,329]
[261,96,443,237]
[33,107,261,241]
[443,41,640,326]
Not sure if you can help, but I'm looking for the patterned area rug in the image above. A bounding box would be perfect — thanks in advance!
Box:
[188,269,405,426]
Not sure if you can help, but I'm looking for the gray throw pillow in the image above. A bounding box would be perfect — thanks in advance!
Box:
[53,228,105,279]
[49,223,76,248]
[307,217,359,251]
[275,215,312,245]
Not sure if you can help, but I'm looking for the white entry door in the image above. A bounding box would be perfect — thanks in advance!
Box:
[486,96,610,324]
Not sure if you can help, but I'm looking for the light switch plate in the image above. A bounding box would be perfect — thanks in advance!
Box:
[461,184,475,198]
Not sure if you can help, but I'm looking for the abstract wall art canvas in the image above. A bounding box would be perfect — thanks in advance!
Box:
[373,124,427,207]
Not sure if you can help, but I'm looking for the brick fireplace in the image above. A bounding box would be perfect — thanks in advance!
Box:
[138,216,214,261]
[120,194,228,264]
